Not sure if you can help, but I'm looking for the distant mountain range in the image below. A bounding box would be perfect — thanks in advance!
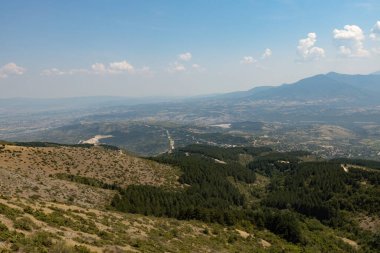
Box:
[218,72,380,105]
[1,72,380,130]
[1,72,380,111]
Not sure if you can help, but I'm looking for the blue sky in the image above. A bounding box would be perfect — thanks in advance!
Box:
[1,0,380,98]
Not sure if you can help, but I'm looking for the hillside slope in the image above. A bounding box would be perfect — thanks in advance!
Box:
[0,142,379,252]
[0,143,312,252]
[0,143,179,208]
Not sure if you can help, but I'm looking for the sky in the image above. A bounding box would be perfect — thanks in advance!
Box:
[1,0,380,98]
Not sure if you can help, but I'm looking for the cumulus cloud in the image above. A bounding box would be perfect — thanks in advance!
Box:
[178,52,192,61]
[42,60,136,76]
[261,48,272,59]
[168,52,201,73]
[240,56,256,64]
[333,25,369,57]
[91,60,135,74]
[370,21,380,40]
[191,63,206,72]
[297,33,325,61]
[41,68,88,76]
[168,62,186,72]
[91,63,107,74]
[0,62,26,78]
[109,60,134,73]
[241,48,272,66]
[41,68,66,76]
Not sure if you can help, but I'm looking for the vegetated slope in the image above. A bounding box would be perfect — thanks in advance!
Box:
[0,142,325,252]
[111,144,380,252]
[0,196,301,253]
[0,142,179,208]
[1,142,379,252]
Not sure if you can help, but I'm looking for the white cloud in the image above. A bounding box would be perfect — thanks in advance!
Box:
[41,68,66,76]
[241,49,271,66]
[168,62,186,72]
[169,53,205,73]
[261,48,272,59]
[333,25,369,57]
[333,25,365,40]
[41,68,88,76]
[40,68,91,76]
[191,63,206,72]
[109,60,134,73]
[42,60,136,76]
[297,33,325,61]
[40,67,89,76]
[91,63,107,74]
[370,21,380,40]
[178,52,192,61]
[240,56,256,64]
[89,60,135,74]
[0,62,25,78]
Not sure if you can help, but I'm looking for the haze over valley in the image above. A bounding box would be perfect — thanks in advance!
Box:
[2,72,380,160]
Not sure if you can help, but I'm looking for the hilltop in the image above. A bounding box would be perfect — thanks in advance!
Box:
[0,142,179,208]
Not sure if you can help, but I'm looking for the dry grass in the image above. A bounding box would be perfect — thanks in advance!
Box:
[0,144,179,208]
[357,214,380,233]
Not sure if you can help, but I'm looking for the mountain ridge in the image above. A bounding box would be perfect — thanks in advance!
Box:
[1,72,379,107]
[217,72,380,104]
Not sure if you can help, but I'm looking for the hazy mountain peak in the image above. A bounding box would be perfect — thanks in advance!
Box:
[223,72,380,103]
[325,71,343,77]
[293,73,336,84]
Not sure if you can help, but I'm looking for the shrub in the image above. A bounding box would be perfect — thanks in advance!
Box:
[264,210,303,243]
[14,217,36,231]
